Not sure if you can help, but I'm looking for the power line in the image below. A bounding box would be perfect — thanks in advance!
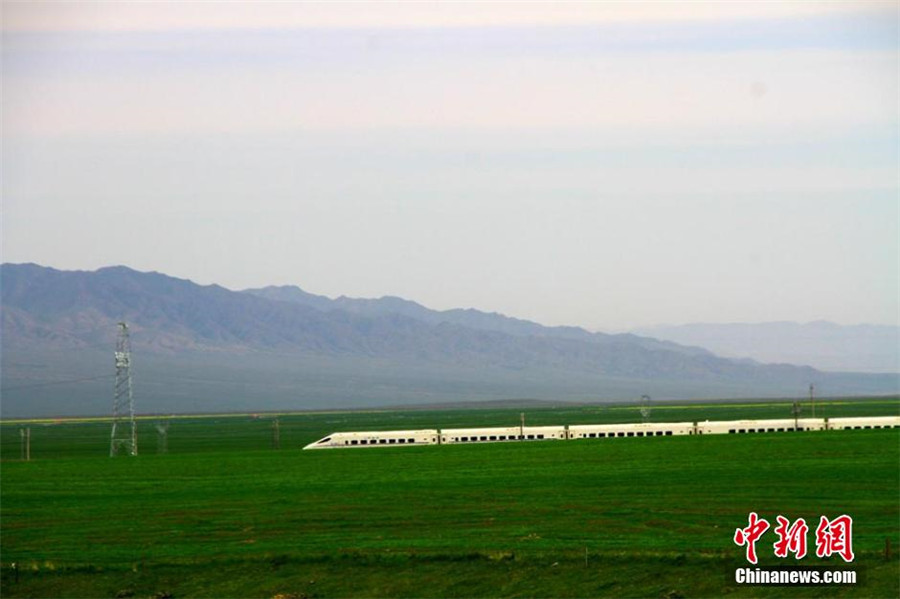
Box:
[1,374,114,391]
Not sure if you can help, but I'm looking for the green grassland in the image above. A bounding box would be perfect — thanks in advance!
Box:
[1,397,899,598]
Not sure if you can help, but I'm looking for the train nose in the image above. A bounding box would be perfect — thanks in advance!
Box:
[303,434,335,450]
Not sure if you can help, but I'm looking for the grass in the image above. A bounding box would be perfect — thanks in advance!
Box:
[1,398,898,597]
[3,396,898,459]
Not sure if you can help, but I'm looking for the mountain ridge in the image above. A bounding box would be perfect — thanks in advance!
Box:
[2,263,896,417]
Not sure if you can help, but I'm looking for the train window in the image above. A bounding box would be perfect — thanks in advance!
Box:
[728,429,735,434]
[344,441,349,445]
[537,435,544,439]
[408,439,415,443]
[527,435,534,439]
[499,436,506,441]
[480,436,487,441]
[864,426,871,429]
[588,433,596,438]
[388,439,395,444]
[778,428,784,432]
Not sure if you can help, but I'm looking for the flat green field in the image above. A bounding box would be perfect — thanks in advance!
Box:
[1,398,898,598]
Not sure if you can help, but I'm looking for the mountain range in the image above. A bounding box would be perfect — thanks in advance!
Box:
[2,263,897,417]
[633,322,899,374]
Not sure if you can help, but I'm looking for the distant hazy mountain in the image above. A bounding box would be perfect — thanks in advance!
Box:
[2,264,896,417]
[633,322,899,374]
[244,285,712,358]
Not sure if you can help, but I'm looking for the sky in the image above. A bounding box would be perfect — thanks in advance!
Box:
[2,1,898,331]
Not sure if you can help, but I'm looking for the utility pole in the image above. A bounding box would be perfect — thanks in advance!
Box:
[791,400,801,431]
[520,412,525,439]
[110,322,137,456]
[20,428,30,461]
[809,383,815,418]
[272,417,281,450]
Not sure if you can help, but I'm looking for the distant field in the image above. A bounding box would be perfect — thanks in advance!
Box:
[1,397,898,598]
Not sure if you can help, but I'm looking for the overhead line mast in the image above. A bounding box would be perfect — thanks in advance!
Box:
[110,322,137,456]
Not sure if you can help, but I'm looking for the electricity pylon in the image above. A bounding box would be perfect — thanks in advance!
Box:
[156,420,169,454]
[640,395,651,423]
[110,322,137,456]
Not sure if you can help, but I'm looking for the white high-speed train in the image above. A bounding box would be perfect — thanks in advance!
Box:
[303,415,900,449]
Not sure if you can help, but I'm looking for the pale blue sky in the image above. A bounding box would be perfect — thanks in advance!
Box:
[2,2,898,330]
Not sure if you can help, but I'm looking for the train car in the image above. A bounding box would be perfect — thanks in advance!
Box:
[826,416,900,430]
[302,415,899,450]
[697,418,826,435]
[440,426,566,444]
[568,421,694,439]
[303,429,438,450]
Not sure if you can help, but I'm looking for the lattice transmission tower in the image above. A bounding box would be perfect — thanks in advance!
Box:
[639,394,652,423]
[110,322,137,456]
